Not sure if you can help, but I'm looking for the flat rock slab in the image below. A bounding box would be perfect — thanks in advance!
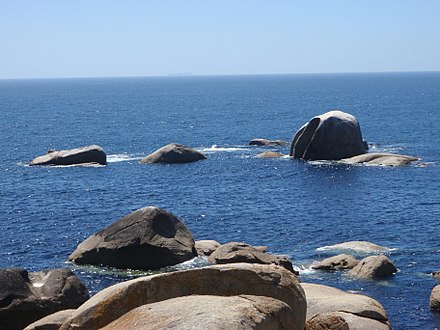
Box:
[312,254,359,271]
[316,241,394,254]
[341,153,418,166]
[60,263,306,330]
[68,206,196,270]
[249,138,289,146]
[140,143,207,164]
[348,255,397,279]
[29,145,106,166]
[302,283,390,329]
[255,151,285,158]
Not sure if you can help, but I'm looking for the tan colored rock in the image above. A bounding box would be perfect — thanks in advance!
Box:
[306,312,349,330]
[341,152,418,166]
[316,241,394,253]
[348,255,397,279]
[302,283,390,329]
[430,285,440,312]
[140,143,207,164]
[256,151,285,158]
[60,263,306,330]
[24,309,76,330]
[312,254,359,271]
[208,242,294,273]
[194,240,221,257]
[103,294,294,330]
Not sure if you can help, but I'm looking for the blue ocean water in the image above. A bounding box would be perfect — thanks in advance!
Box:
[0,73,439,329]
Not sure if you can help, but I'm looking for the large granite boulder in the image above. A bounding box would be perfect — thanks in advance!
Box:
[348,255,397,279]
[208,242,295,273]
[249,138,289,146]
[0,268,89,330]
[68,206,196,270]
[290,111,367,160]
[29,145,106,166]
[302,283,390,329]
[316,240,394,254]
[140,143,207,164]
[312,254,359,271]
[341,153,418,167]
[430,285,440,312]
[60,263,307,330]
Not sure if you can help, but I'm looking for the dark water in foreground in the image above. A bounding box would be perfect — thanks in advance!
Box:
[0,73,439,329]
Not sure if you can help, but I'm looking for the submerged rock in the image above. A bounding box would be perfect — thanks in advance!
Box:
[290,111,367,160]
[59,263,307,330]
[255,151,285,158]
[140,143,207,164]
[68,206,196,270]
[29,145,106,166]
[208,242,295,273]
[0,268,89,330]
[341,153,418,167]
[302,283,390,329]
[348,255,397,279]
[316,241,394,253]
[249,138,289,146]
[312,254,359,271]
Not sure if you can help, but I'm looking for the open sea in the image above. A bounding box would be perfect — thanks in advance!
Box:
[0,72,439,329]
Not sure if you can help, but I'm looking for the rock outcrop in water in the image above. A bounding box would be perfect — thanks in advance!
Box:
[255,151,285,158]
[29,145,107,166]
[59,263,307,330]
[312,254,359,271]
[68,206,196,270]
[348,255,398,279]
[0,268,89,330]
[341,153,418,167]
[290,111,367,160]
[249,138,289,146]
[140,143,207,164]
[316,240,394,253]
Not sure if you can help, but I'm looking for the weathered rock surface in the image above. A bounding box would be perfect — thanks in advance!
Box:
[103,294,294,330]
[306,312,349,330]
[249,138,289,146]
[312,254,359,271]
[256,151,285,158]
[60,263,307,330]
[316,240,394,253]
[302,283,390,329]
[68,206,196,270]
[29,145,106,166]
[208,242,294,273]
[430,285,440,312]
[348,255,397,279]
[433,270,440,280]
[140,143,207,164]
[194,239,221,257]
[290,111,367,160]
[0,268,89,330]
[341,152,418,167]
[24,309,76,330]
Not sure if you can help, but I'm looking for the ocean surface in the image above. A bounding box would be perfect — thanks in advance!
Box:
[1,73,439,329]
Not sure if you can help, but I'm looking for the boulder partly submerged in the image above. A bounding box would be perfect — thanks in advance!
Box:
[255,151,285,158]
[312,254,359,271]
[29,145,106,166]
[0,268,89,330]
[249,138,289,147]
[302,283,390,329]
[59,263,307,330]
[341,152,418,167]
[316,241,395,254]
[290,111,367,160]
[348,255,398,279]
[140,143,207,164]
[68,206,196,270]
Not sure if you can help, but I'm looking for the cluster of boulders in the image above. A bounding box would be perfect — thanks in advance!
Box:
[28,110,420,167]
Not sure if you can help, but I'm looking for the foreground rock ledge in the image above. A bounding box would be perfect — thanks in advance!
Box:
[0,268,89,330]
[29,145,107,166]
[68,206,196,270]
[59,263,307,330]
[140,143,207,164]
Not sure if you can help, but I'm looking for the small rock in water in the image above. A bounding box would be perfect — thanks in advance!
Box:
[312,254,359,271]
[348,255,397,279]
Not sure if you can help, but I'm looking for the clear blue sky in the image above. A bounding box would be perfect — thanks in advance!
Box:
[1,0,439,79]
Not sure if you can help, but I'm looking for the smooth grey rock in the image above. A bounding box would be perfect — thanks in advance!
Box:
[341,153,418,166]
[208,242,295,273]
[316,241,394,253]
[312,254,359,271]
[290,111,367,160]
[348,255,397,279]
[430,285,440,312]
[302,283,390,329]
[140,143,207,164]
[29,145,106,166]
[0,268,88,330]
[249,138,289,146]
[68,206,196,270]
[60,263,307,330]
[194,240,221,257]
[255,151,285,158]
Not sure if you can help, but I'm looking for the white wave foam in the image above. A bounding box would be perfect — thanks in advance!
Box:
[199,145,248,153]
[294,264,317,275]
[107,154,143,163]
